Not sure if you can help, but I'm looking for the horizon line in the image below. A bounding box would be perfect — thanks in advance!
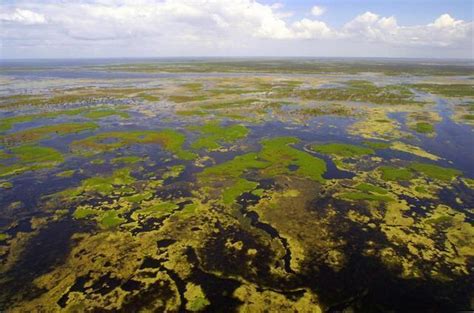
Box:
[1,56,473,62]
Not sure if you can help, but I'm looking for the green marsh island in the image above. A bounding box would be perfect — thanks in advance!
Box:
[0,59,473,312]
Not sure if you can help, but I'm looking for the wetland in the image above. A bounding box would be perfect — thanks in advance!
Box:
[0,58,473,312]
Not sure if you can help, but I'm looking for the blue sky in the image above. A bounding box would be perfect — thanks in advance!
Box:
[0,0,472,59]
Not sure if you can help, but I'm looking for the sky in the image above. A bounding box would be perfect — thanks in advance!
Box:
[0,0,472,59]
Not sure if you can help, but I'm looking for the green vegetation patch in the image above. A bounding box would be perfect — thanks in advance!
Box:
[363,141,391,149]
[83,109,130,119]
[355,183,389,194]
[295,104,352,117]
[200,137,326,187]
[0,145,64,177]
[111,156,143,164]
[0,108,88,132]
[201,99,260,110]
[379,166,414,181]
[73,207,98,219]
[184,283,210,312]
[339,192,393,202]
[199,153,269,183]
[311,143,374,158]
[65,168,136,197]
[0,181,13,189]
[412,122,434,134]
[71,129,196,160]
[56,170,75,177]
[169,95,208,103]
[298,81,420,105]
[340,182,392,202]
[182,83,203,91]
[100,211,126,228]
[132,201,178,219]
[222,178,259,205]
[163,165,185,180]
[190,122,249,151]
[410,83,473,98]
[0,107,128,132]
[1,122,98,145]
[138,93,160,101]
[410,162,461,182]
[260,137,326,182]
[176,110,208,116]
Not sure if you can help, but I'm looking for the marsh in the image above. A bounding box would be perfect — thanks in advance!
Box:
[0,58,473,312]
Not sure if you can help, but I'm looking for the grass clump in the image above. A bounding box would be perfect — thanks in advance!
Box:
[111,156,143,164]
[363,141,391,149]
[298,81,420,105]
[1,122,98,145]
[0,181,13,189]
[71,129,196,160]
[163,165,185,180]
[73,207,97,219]
[260,137,326,182]
[199,153,269,183]
[412,122,434,134]
[138,93,160,101]
[56,170,75,177]
[71,168,136,196]
[0,145,64,177]
[296,104,352,117]
[340,182,392,202]
[311,143,374,158]
[356,183,388,194]
[184,283,210,312]
[176,110,208,116]
[83,109,129,119]
[340,192,393,202]
[410,84,473,98]
[379,166,413,181]
[132,201,178,219]
[169,95,208,103]
[190,122,249,151]
[100,211,126,228]
[0,108,89,132]
[222,178,259,204]
[410,162,461,181]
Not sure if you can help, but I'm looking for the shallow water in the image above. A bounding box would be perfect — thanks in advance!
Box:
[0,60,473,312]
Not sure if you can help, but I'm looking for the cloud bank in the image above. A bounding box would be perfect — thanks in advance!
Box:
[0,0,472,58]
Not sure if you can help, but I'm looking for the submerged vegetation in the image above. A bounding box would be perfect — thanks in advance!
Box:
[0,59,473,312]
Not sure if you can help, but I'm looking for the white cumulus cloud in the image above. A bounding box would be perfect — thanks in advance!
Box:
[0,1,472,58]
[343,11,472,47]
[0,8,46,25]
[311,6,326,17]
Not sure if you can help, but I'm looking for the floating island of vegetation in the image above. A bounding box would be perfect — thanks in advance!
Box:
[0,59,473,312]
